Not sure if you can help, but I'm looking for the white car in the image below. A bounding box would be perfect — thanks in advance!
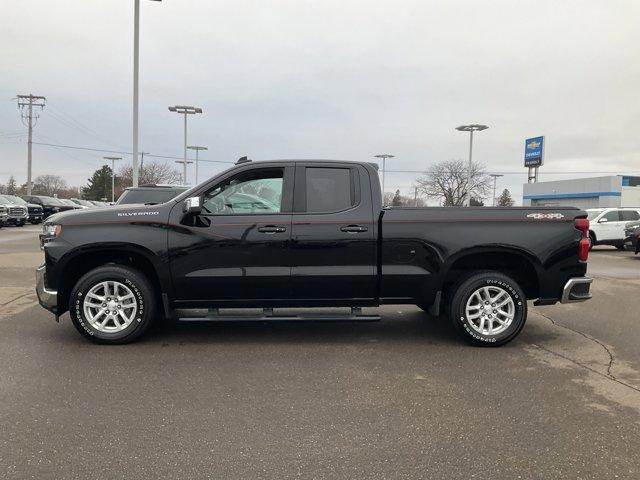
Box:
[586,207,640,249]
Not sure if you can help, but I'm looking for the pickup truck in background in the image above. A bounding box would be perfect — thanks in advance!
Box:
[36,159,593,346]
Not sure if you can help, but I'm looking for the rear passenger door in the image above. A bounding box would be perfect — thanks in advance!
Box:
[290,163,377,302]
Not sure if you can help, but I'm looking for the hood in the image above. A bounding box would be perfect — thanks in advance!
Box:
[44,202,173,225]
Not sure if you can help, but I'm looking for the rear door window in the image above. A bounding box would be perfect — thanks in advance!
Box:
[305,167,353,213]
[620,210,640,221]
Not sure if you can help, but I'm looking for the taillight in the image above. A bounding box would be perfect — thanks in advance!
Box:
[575,218,590,262]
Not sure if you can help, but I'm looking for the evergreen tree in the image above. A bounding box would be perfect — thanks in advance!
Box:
[83,165,113,201]
[6,176,17,195]
[392,189,403,206]
[469,197,484,206]
[497,188,515,207]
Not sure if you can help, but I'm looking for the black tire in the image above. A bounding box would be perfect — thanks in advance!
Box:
[588,232,596,251]
[449,271,527,347]
[69,265,156,344]
[616,244,626,251]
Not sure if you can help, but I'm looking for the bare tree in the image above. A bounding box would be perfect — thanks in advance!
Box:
[415,159,491,206]
[118,161,181,192]
[33,174,68,196]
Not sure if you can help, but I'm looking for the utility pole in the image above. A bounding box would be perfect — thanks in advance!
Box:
[489,174,504,206]
[17,94,46,195]
[187,145,208,184]
[139,151,149,174]
[104,156,122,202]
[414,186,418,207]
[455,124,489,206]
[374,154,394,201]
[169,106,203,185]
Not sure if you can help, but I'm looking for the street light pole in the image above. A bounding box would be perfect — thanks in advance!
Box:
[174,160,194,185]
[374,154,394,202]
[489,173,504,206]
[455,124,489,206]
[187,146,208,184]
[104,156,122,202]
[132,0,162,189]
[168,106,203,185]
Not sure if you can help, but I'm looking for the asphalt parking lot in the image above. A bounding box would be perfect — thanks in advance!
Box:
[1,225,639,479]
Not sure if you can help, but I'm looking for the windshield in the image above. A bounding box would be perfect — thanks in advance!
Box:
[37,196,64,206]
[586,211,602,221]
[1,195,27,205]
[117,188,187,205]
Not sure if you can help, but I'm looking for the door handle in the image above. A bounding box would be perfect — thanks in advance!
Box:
[258,225,287,234]
[340,225,368,233]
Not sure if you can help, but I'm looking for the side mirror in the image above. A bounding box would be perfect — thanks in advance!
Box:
[598,217,608,223]
[183,196,202,214]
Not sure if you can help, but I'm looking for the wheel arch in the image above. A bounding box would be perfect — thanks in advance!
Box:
[440,247,541,300]
[56,243,169,315]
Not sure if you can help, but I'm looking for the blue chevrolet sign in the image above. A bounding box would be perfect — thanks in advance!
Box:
[524,136,544,167]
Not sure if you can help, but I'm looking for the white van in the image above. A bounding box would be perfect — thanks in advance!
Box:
[586,208,640,249]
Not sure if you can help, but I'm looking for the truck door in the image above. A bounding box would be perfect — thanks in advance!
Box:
[290,163,377,302]
[168,164,294,305]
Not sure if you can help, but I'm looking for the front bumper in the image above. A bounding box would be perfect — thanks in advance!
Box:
[35,264,58,314]
[6,213,28,224]
[560,277,593,303]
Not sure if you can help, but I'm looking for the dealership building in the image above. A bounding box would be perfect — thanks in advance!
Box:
[522,176,640,209]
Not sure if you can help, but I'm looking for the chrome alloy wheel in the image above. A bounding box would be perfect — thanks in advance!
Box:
[83,281,138,333]
[465,286,515,336]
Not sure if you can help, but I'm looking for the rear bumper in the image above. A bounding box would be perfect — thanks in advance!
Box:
[560,277,593,304]
[35,264,58,314]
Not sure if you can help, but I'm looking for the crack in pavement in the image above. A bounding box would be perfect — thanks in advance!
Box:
[0,292,33,308]
[531,308,640,395]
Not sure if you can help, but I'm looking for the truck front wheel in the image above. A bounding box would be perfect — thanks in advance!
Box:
[449,271,527,347]
[69,265,156,344]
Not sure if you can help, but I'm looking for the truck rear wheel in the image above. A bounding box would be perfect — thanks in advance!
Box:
[69,265,156,344]
[449,271,527,347]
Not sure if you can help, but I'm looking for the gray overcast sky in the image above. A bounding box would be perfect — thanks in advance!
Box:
[1,0,639,203]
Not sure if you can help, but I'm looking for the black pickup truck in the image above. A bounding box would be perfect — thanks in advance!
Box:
[36,159,593,346]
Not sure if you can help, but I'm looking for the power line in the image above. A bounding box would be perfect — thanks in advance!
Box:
[30,141,234,164]
[385,169,640,175]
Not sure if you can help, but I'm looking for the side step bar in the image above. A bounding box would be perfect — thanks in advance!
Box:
[177,307,381,323]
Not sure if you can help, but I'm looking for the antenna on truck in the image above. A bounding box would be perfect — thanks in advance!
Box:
[236,156,251,165]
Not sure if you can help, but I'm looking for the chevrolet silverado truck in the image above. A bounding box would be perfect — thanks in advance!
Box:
[36,159,593,346]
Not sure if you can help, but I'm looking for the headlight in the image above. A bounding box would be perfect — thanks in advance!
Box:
[42,224,62,237]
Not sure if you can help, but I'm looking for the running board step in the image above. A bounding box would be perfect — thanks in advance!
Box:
[177,307,381,323]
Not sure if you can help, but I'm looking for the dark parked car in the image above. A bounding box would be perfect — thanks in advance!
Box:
[37,159,592,346]
[624,221,640,254]
[0,194,43,224]
[58,199,85,210]
[69,198,97,208]
[22,195,75,219]
[115,184,188,205]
